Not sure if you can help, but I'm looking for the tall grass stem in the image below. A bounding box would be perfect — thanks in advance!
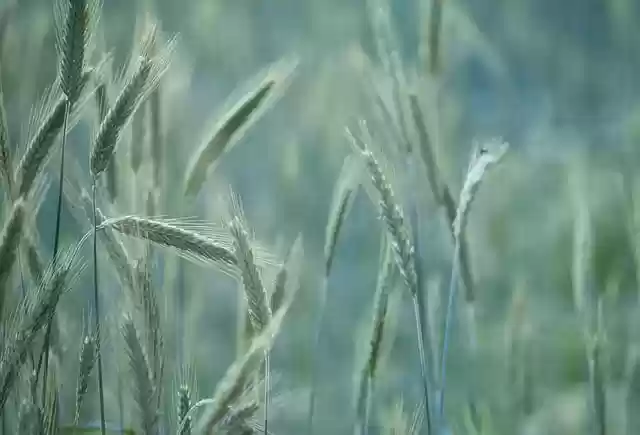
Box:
[92,181,107,435]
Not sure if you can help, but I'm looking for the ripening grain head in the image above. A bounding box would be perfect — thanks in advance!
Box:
[90,29,175,177]
[54,0,99,103]
[229,215,271,334]
[360,142,418,297]
[90,57,152,177]
[97,215,251,277]
[122,317,158,434]
[0,240,85,412]
[183,56,298,197]
[195,302,293,433]
[15,95,68,197]
[0,198,25,313]
[74,332,98,424]
[324,154,362,277]
[453,139,509,240]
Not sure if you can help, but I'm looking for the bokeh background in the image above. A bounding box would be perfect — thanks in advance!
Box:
[2,0,640,434]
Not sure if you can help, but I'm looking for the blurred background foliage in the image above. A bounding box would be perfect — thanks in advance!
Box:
[2,0,640,434]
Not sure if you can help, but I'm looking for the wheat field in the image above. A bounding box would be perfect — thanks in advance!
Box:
[0,0,638,434]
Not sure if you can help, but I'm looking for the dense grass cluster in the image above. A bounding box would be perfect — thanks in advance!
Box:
[0,0,637,434]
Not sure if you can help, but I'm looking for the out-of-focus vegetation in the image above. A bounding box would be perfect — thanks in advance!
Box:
[1,0,640,434]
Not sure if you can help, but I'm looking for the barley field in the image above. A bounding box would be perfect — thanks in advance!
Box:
[0,0,638,434]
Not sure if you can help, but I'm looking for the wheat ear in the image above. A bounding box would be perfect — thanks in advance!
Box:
[570,165,606,435]
[97,216,239,274]
[357,137,433,435]
[74,332,98,424]
[355,235,394,435]
[439,140,508,419]
[0,240,84,413]
[0,70,12,194]
[183,57,297,197]
[177,383,193,435]
[0,199,25,316]
[192,304,290,434]
[90,57,152,177]
[14,95,68,198]
[227,192,272,435]
[123,317,158,434]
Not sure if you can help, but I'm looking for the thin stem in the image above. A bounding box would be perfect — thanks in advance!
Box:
[407,151,433,435]
[52,100,68,262]
[439,239,461,420]
[355,375,373,435]
[412,294,432,435]
[40,98,70,404]
[118,374,124,434]
[16,245,32,373]
[93,180,107,435]
[307,275,329,435]
[363,377,372,435]
[264,349,270,435]
[177,261,185,369]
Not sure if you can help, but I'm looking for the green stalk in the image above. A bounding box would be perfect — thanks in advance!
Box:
[39,98,70,403]
[307,275,328,435]
[92,181,107,435]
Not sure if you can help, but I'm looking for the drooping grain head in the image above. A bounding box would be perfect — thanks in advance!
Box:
[183,57,298,197]
[97,215,239,275]
[229,216,271,334]
[452,139,508,241]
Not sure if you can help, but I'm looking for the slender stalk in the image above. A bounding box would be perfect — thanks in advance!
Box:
[407,141,433,434]
[307,276,328,435]
[177,261,185,369]
[264,349,270,435]
[309,154,360,434]
[92,181,107,435]
[439,143,508,422]
[118,375,124,434]
[589,336,606,435]
[354,375,373,435]
[439,235,459,419]
[40,98,70,404]
[411,294,432,435]
[428,0,444,75]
